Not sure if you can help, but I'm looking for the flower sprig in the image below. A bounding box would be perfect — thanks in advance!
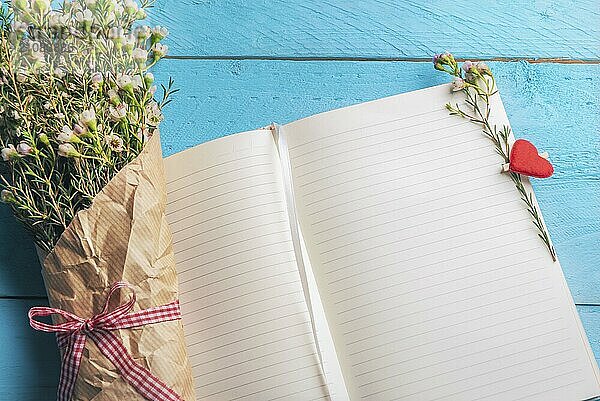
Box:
[0,0,177,252]
[433,52,557,261]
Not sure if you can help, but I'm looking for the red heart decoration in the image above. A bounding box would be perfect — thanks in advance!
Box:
[509,139,554,178]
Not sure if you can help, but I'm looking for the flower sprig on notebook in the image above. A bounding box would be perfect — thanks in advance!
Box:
[433,52,557,261]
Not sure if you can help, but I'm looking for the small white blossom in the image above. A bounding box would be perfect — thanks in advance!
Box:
[58,125,79,143]
[117,74,133,92]
[80,108,97,131]
[108,27,125,42]
[451,77,465,92]
[123,34,136,53]
[134,25,151,40]
[109,104,128,121]
[124,0,139,15]
[91,72,103,90]
[104,134,124,152]
[152,43,168,58]
[132,74,143,89]
[152,26,168,42]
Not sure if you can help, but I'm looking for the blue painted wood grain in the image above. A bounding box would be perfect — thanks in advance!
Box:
[148,0,600,59]
[0,299,60,401]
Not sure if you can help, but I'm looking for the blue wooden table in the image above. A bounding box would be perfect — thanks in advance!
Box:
[1,1,599,399]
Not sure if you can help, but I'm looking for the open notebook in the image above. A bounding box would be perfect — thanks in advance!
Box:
[163,84,600,401]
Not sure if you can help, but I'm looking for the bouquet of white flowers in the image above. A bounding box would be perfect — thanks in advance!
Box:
[0,1,195,400]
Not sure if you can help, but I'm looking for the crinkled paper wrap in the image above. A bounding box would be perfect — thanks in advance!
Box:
[40,134,196,401]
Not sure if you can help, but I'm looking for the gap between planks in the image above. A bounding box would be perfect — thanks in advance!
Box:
[165,56,600,64]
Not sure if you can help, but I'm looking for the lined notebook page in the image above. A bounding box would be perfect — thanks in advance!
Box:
[163,130,330,400]
[283,85,600,401]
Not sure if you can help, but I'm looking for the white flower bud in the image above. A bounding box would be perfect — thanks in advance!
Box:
[132,48,148,64]
[16,142,33,155]
[58,143,80,158]
[1,145,18,161]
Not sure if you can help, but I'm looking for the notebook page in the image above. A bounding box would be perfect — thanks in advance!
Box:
[282,85,600,401]
[163,130,330,400]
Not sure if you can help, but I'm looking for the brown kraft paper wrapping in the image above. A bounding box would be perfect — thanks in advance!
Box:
[40,133,196,401]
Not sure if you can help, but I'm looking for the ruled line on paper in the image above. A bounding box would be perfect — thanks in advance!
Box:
[172,200,284,235]
[228,374,324,401]
[184,279,303,315]
[194,342,310,376]
[178,247,294,278]
[351,313,563,368]
[185,269,298,303]
[178,237,292,267]
[182,291,303,324]
[361,346,575,395]
[193,331,313,366]
[333,248,541,300]
[179,229,291,262]
[368,358,579,400]
[311,180,511,236]
[169,179,277,215]
[355,330,568,379]
[315,190,517,246]
[173,210,286,245]
[190,311,310,347]
[343,282,552,338]
[294,119,475,173]
[202,353,320,388]
[167,153,269,188]
[322,217,531,266]
[184,300,306,337]
[326,236,538,283]
[300,142,492,196]
[175,219,287,253]
[182,259,295,292]
[168,160,272,195]
[288,106,457,153]
[346,293,553,350]
[339,277,549,333]
[168,170,275,205]
[307,169,501,220]
[339,271,548,325]
[320,202,523,257]
[165,130,329,401]
[335,255,546,307]
[424,366,582,401]
[301,151,497,199]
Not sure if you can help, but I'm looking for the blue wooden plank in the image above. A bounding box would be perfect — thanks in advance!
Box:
[148,0,600,59]
[0,299,60,401]
[0,61,598,304]
[0,298,598,399]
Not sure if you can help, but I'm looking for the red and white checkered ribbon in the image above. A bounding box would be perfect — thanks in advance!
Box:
[28,282,184,401]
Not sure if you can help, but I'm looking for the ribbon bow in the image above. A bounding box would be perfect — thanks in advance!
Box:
[29,282,183,401]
